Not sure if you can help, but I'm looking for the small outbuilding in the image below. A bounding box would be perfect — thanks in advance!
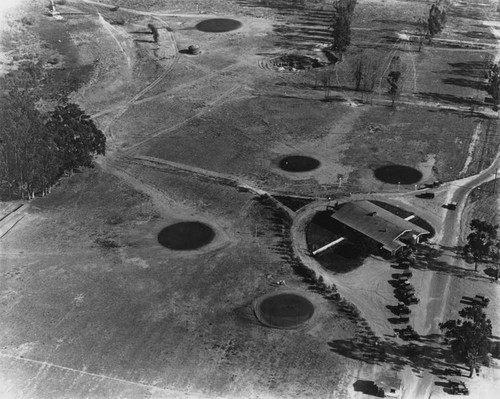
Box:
[375,374,403,398]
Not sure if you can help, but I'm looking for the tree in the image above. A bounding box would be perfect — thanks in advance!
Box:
[464,219,498,272]
[0,64,105,200]
[330,0,357,60]
[387,70,401,107]
[427,3,447,44]
[360,55,378,104]
[0,69,60,200]
[440,304,492,378]
[46,103,106,174]
[320,69,333,99]
[352,54,364,91]
[415,17,428,52]
[490,242,500,281]
[148,23,159,43]
[486,62,500,109]
[352,51,379,102]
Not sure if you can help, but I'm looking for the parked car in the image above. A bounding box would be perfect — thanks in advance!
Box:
[444,368,461,376]
[444,202,457,210]
[395,302,411,315]
[449,380,469,395]
[395,326,420,341]
[399,295,419,305]
[395,286,415,296]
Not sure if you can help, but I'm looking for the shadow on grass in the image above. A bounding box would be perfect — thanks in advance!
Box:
[416,92,483,107]
[484,267,499,280]
[462,31,497,41]
[328,334,457,375]
[442,77,487,91]
[426,108,491,119]
[372,19,424,28]
[448,61,488,79]
[448,8,487,21]
[409,245,493,281]
[234,1,354,53]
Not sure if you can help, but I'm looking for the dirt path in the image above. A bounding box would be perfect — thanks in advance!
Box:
[80,0,218,18]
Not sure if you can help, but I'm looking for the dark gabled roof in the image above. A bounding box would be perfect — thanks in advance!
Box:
[330,201,429,253]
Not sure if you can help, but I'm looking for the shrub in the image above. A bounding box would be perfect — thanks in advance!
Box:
[95,238,121,249]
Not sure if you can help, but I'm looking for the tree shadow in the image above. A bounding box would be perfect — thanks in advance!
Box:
[235,0,333,50]
[462,31,497,41]
[441,77,487,91]
[448,61,488,79]
[426,107,491,119]
[448,8,487,21]
[484,267,499,280]
[416,92,483,107]
[410,245,491,281]
[328,334,457,375]
[372,19,423,29]
[388,316,410,324]
[134,39,155,44]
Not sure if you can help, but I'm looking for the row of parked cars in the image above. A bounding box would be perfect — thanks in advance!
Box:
[391,262,421,341]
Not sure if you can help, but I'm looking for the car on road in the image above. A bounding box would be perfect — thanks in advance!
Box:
[444,201,457,210]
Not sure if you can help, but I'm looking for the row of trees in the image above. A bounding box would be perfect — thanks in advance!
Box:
[486,62,500,109]
[440,219,498,377]
[427,2,447,44]
[440,303,493,378]
[0,64,106,200]
[330,0,448,61]
[330,0,357,60]
[316,51,405,106]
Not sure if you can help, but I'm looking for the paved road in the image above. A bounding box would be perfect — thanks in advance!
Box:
[410,130,500,397]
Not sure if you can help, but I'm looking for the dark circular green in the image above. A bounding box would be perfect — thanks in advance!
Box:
[259,293,314,328]
[374,165,423,184]
[279,156,321,172]
[158,222,215,250]
[195,19,242,33]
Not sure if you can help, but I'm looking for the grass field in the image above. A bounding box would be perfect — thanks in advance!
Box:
[2,0,500,398]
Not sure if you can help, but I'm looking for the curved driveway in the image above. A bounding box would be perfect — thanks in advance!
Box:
[290,150,500,398]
